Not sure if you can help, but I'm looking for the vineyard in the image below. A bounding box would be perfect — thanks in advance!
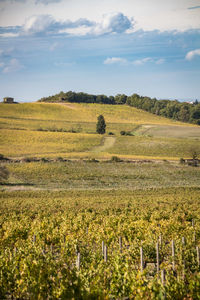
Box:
[0,187,200,299]
[0,102,200,298]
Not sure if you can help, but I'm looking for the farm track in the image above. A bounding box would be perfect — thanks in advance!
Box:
[90,136,116,153]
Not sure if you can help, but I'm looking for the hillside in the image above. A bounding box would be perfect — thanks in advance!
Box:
[37,90,200,125]
[0,102,200,160]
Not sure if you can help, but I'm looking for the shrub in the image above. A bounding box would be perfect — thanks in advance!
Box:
[111,156,122,162]
[179,158,185,164]
[120,131,134,136]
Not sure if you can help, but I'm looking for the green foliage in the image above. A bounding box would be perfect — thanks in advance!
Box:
[114,94,127,104]
[96,115,106,134]
[179,158,185,164]
[0,187,200,298]
[110,156,122,162]
[5,160,200,190]
[120,130,134,136]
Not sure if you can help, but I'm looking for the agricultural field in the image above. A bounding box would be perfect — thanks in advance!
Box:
[134,124,200,139]
[0,101,200,299]
[0,129,101,158]
[0,102,199,160]
[107,136,199,160]
[2,160,200,191]
[0,187,200,299]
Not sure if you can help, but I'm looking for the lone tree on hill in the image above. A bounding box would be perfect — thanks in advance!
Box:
[96,115,106,134]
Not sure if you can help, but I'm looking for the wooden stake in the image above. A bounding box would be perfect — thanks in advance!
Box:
[119,236,122,253]
[156,241,159,274]
[172,240,175,272]
[161,269,165,286]
[197,246,200,269]
[159,234,162,247]
[192,219,195,227]
[76,252,81,270]
[194,231,196,244]
[140,246,144,272]
[104,245,107,262]
[182,237,185,280]
[33,235,36,243]
[102,241,104,257]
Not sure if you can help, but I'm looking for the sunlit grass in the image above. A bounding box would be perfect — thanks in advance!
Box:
[0,129,101,157]
[107,135,199,159]
[4,160,200,190]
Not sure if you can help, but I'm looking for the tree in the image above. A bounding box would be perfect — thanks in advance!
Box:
[96,115,106,134]
[114,94,127,104]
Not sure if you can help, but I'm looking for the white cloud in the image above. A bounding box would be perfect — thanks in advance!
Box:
[59,25,92,36]
[21,14,95,36]
[185,49,200,60]
[0,33,19,37]
[155,58,165,64]
[4,12,133,37]
[23,14,57,34]
[104,56,165,66]
[0,0,200,32]
[92,12,133,35]
[104,57,127,65]
[59,12,133,36]
[133,57,152,65]
[2,58,24,73]
[0,62,5,68]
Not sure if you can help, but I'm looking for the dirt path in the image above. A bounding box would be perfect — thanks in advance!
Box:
[91,136,116,153]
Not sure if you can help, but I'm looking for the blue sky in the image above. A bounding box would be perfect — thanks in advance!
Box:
[0,0,200,102]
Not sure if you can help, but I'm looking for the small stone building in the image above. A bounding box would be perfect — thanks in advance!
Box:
[3,97,14,103]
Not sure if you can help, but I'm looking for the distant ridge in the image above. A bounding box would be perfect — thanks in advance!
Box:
[38,91,200,125]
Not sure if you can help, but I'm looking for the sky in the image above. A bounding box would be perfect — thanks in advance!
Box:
[0,0,200,102]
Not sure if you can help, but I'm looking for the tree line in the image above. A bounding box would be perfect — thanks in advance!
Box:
[38,91,200,125]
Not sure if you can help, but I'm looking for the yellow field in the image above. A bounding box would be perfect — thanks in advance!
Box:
[0,102,185,126]
[0,102,199,159]
[0,129,101,157]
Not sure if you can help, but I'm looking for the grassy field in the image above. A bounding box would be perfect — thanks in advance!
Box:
[0,129,101,157]
[0,102,199,160]
[107,136,200,159]
[2,160,200,190]
[134,124,200,139]
[0,102,185,125]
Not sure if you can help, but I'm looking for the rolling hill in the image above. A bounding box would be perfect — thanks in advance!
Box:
[0,102,200,160]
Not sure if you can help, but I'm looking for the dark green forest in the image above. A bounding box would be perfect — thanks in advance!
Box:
[38,91,200,125]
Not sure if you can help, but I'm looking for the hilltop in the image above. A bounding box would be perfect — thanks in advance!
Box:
[38,90,200,125]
